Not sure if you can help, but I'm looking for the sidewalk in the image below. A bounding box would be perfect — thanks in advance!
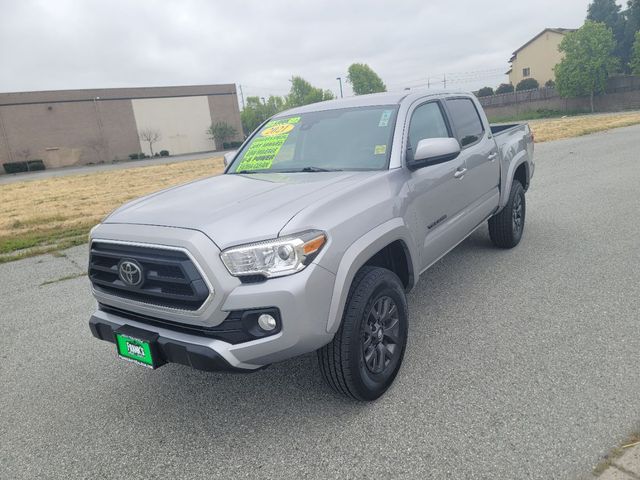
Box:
[595,440,640,479]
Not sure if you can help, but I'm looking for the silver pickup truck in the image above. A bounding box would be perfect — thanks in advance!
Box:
[88,90,534,401]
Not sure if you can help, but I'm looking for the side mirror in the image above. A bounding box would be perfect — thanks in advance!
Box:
[223,150,238,167]
[408,138,461,170]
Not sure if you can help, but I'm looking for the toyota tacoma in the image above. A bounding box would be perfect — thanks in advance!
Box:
[88,90,534,401]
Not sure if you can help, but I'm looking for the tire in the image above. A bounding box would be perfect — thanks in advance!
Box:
[488,179,526,249]
[318,266,408,401]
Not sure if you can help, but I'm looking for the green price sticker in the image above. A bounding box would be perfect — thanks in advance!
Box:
[236,134,289,171]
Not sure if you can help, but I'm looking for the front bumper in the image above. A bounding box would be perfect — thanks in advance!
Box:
[89,224,337,370]
[90,316,257,373]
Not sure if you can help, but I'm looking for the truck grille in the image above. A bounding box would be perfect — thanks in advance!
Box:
[89,241,211,311]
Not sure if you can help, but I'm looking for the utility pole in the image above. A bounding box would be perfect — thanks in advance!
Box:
[427,77,430,89]
[443,73,447,89]
[238,84,245,110]
[336,77,343,98]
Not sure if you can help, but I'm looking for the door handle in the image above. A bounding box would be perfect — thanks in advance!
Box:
[488,152,498,161]
[454,168,467,179]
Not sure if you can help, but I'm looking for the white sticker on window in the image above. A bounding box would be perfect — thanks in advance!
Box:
[378,110,392,127]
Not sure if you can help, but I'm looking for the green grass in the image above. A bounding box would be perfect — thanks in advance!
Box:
[488,108,587,124]
[0,223,92,255]
[0,235,88,264]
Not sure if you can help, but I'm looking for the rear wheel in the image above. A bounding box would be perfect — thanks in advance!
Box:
[488,180,526,248]
[318,266,408,401]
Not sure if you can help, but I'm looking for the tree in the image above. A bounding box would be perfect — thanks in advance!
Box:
[622,0,640,71]
[285,76,334,108]
[587,0,627,69]
[476,86,494,97]
[139,128,161,156]
[516,78,540,91]
[554,21,619,112]
[346,63,387,95]
[631,31,640,73]
[207,121,238,150]
[495,83,515,94]
[240,95,286,135]
[544,79,556,88]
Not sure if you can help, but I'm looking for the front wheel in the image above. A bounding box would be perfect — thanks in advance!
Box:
[488,180,526,249]
[318,266,408,401]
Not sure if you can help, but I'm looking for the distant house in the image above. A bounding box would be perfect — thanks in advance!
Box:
[507,28,575,87]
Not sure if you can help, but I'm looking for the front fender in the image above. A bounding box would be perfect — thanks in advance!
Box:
[325,218,418,334]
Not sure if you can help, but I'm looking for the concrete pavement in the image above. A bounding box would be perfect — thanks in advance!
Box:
[1,124,640,479]
[598,443,640,479]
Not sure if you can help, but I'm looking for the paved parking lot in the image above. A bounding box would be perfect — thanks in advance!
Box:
[1,125,639,479]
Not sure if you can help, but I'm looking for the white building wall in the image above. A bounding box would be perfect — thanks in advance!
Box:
[131,96,213,156]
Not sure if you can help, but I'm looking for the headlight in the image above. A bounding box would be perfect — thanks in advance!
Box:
[220,230,327,279]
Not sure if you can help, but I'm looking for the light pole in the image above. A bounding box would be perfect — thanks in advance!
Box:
[336,77,343,98]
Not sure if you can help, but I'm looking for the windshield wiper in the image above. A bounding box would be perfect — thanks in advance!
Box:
[234,169,272,174]
[234,166,342,174]
[282,166,342,173]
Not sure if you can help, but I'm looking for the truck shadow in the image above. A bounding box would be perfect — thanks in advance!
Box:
[103,226,509,437]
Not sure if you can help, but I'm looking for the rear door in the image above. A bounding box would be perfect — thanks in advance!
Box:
[443,97,500,225]
[404,99,469,271]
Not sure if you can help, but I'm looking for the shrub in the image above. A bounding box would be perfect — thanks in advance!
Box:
[545,79,556,88]
[128,153,147,160]
[476,87,494,97]
[27,159,45,171]
[159,150,170,157]
[516,78,540,91]
[2,160,45,174]
[222,141,243,149]
[3,162,28,174]
[207,121,238,149]
[496,83,515,94]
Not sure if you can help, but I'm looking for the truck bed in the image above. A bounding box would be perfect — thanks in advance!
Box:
[490,123,524,135]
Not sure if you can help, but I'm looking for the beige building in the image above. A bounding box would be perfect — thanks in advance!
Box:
[507,28,575,87]
[0,84,243,172]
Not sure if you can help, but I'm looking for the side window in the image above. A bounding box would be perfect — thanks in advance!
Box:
[446,98,485,147]
[407,102,450,157]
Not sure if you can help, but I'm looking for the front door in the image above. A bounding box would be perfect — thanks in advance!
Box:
[404,100,470,271]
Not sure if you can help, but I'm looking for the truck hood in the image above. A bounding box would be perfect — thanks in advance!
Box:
[104,171,378,249]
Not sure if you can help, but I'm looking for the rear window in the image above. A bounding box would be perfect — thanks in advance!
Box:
[446,98,484,147]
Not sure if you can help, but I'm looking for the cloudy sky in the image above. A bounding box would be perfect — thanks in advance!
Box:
[0,0,618,101]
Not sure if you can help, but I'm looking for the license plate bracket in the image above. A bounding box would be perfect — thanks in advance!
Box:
[114,325,165,369]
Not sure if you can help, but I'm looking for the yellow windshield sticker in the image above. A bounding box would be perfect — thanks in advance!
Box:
[374,145,387,155]
[261,123,295,136]
[235,118,300,171]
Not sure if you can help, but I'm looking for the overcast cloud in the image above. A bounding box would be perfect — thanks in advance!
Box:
[0,0,615,100]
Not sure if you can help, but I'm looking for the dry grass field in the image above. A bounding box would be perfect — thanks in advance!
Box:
[0,156,224,262]
[1,111,639,262]
[530,111,640,142]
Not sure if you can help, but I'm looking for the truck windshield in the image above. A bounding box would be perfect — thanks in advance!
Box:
[227,105,399,173]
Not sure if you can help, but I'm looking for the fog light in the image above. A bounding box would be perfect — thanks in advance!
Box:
[257,313,277,331]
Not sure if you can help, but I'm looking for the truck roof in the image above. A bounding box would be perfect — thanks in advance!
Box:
[275,89,469,117]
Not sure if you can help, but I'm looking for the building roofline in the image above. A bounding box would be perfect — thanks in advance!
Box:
[510,28,576,62]
[0,83,238,106]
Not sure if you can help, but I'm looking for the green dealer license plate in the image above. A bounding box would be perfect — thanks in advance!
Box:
[114,326,163,369]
